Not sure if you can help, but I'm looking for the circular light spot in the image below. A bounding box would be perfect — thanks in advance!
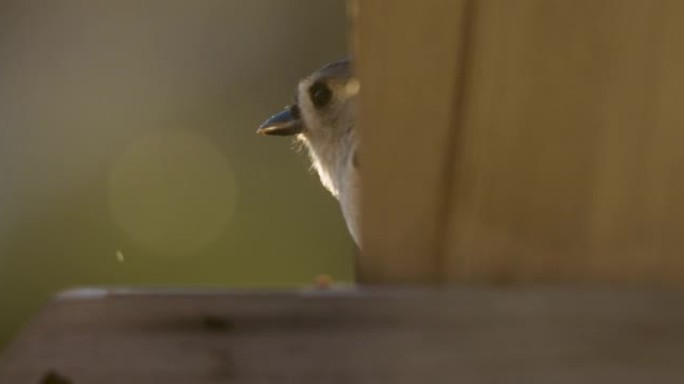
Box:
[108,131,237,256]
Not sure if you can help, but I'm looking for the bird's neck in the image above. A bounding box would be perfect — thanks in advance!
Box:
[300,130,356,199]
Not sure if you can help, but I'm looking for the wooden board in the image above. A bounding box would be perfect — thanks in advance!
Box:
[444,0,684,285]
[2,288,684,383]
[354,0,471,283]
[355,0,684,284]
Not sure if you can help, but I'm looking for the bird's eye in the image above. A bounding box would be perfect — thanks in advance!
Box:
[309,81,332,109]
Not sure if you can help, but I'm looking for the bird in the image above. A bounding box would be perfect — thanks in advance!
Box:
[257,59,360,247]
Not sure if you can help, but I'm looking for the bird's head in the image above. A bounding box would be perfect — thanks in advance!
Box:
[257,59,359,147]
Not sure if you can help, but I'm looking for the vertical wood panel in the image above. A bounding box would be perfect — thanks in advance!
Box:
[356,0,470,283]
[355,0,684,284]
[443,0,684,284]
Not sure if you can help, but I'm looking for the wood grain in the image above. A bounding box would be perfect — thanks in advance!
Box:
[355,0,684,284]
[2,288,684,383]
[356,0,470,283]
[443,0,684,284]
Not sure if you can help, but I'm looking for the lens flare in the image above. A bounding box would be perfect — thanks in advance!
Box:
[108,131,237,256]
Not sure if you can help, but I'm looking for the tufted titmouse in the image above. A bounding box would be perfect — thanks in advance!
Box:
[257,59,360,247]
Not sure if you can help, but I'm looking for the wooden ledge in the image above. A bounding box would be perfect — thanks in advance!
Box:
[1,287,684,383]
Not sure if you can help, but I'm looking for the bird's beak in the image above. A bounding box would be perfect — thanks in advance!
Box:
[257,105,303,136]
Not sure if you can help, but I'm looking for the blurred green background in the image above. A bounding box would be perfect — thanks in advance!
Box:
[0,0,353,351]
